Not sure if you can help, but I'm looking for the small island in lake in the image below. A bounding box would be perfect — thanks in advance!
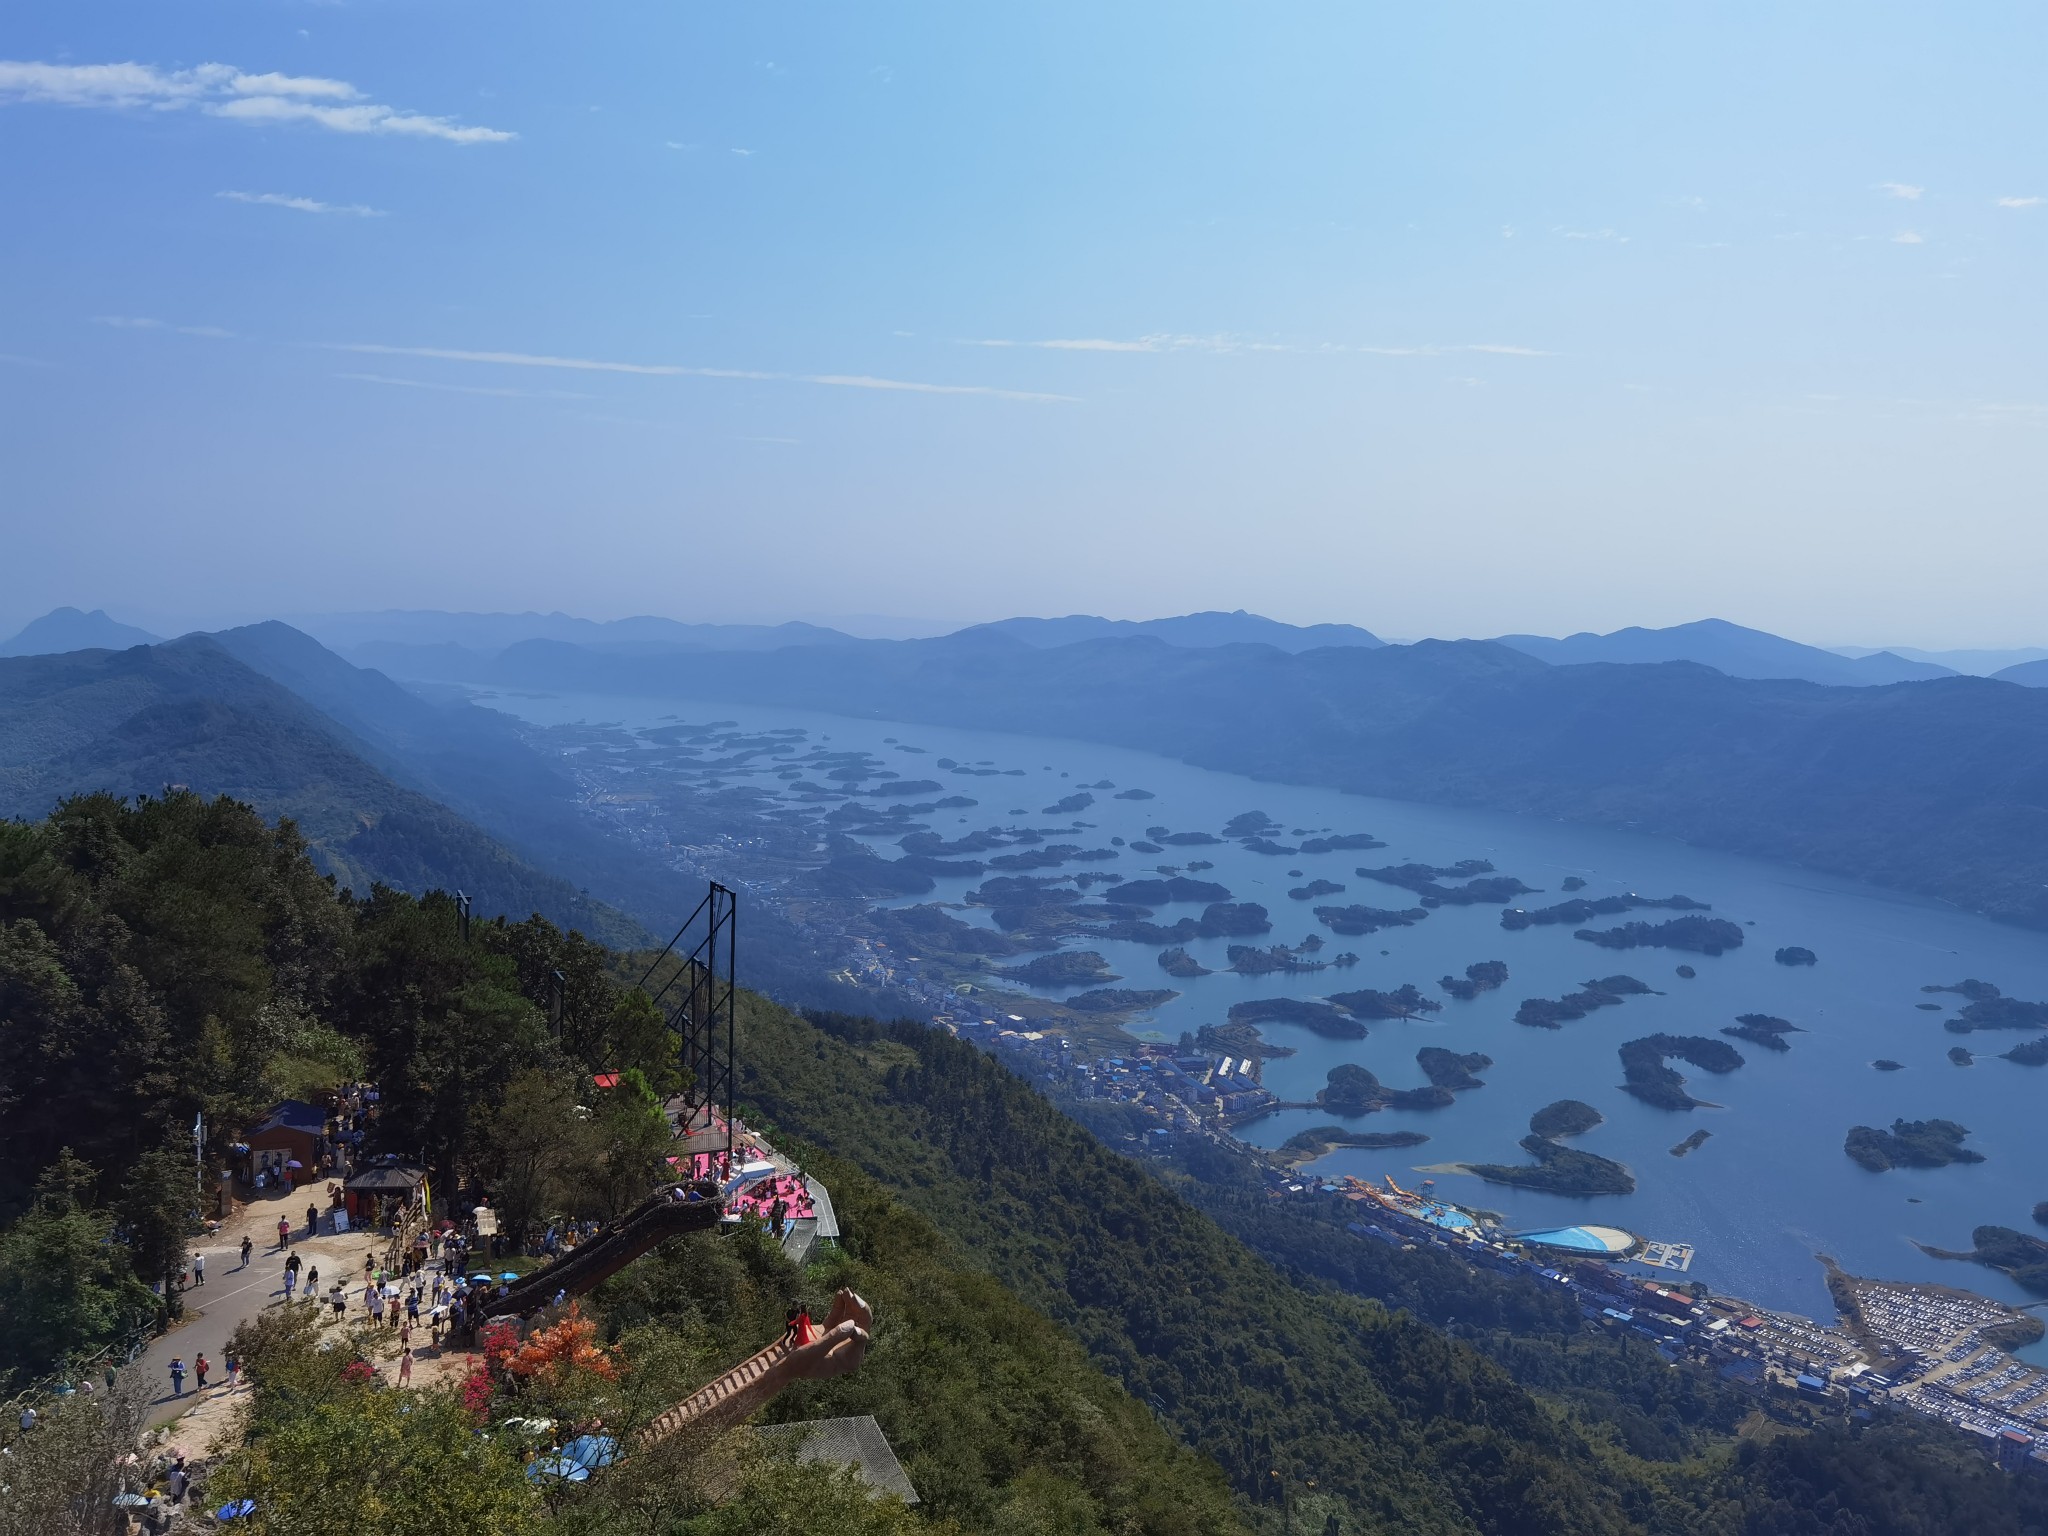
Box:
[1499,893,1708,931]
[1529,1099,1602,1138]
[1575,917,1745,956]
[1618,1034,1744,1110]
[1722,1013,1800,1051]
[1438,960,1508,1000]
[1041,792,1096,814]
[1676,964,1696,979]
[2037,1202,2048,1227]
[1190,1021,1295,1060]
[1329,985,1442,1020]
[996,950,1120,987]
[1924,978,2002,999]
[1928,983,2048,1035]
[1112,788,1155,800]
[1916,1226,2048,1296]
[1949,1046,1974,1065]
[1670,1129,1713,1158]
[1774,946,1818,966]
[1872,1059,1905,1072]
[1157,947,1212,978]
[1288,879,1347,901]
[2002,1035,2048,1066]
[1297,833,1386,854]
[1416,1047,1493,1092]
[1463,1101,1633,1195]
[1062,987,1177,1014]
[1313,903,1429,936]
[1226,943,1327,976]
[1277,1126,1429,1167]
[1844,1118,1984,1172]
[1561,876,1587,891]
[1113,876,1232,904]
[1917,1003,1944,1011]
[1228,997,1365,1039]
[1513,975,1655,1030]
[1318,1063,1453,1115]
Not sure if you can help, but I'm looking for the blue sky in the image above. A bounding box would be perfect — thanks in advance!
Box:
[3,3,2044,645]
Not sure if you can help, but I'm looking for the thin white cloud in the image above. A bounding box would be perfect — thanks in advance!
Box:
[1893,230,1925,244]
[218,190,385,217]
[91,315,234,337]
[337,372,589,400]
[0,59,512,143]
[1996,195,2042,209]
[1554,226,1628,242]
[730,147,755,157]
[965,334,1553,359]
[1878,182,1924,200]
[327,343,1077,402]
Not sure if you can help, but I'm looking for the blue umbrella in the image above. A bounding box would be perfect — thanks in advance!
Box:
[500,1271,519,1281]
[562,1433,619,1471]
[216,1498,257,1520]
[526,1454,589,1483]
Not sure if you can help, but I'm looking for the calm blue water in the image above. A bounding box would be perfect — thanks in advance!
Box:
[488,688,2048,1335]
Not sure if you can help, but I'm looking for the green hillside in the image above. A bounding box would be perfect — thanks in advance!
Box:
[0,636,640,945]
[6,794,2045,1533]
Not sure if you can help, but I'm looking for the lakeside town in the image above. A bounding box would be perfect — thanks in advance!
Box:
[563,727,2048,1479]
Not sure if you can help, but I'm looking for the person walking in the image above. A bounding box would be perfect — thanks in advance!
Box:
[194,1353,210,1391]
[239,1234,253,1269]
[191,1250,205,1287]
[306,1202,319,1237]
[168,1357,186,1397]
[282,1266,297,1302]
[305,1264,319,1300]
[399,1348,414,1386]
[330,1282,347,1321]
[368,1285,385,1326]
[275,1215,290,1250]
[225,1351,240,1390]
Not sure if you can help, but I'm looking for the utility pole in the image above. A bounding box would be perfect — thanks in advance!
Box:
[548,968,566,1040]
[455,890,472,944]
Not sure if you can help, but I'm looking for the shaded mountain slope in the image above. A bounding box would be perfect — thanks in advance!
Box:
[0,636,639,943]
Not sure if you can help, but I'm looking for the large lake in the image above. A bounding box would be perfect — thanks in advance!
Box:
[486,687,2048,1336]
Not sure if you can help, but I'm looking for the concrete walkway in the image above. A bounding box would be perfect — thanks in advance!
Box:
[131,1192,388,1433]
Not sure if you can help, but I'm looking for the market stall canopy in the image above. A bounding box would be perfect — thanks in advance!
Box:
[344,1161,428,1195]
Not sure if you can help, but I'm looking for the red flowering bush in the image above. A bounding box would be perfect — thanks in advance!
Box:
[460,1363,495,1422]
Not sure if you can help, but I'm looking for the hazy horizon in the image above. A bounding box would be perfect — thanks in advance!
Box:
[7,3,2048,648]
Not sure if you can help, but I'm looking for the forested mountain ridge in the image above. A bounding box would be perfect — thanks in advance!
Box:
[0,795,1245,1535]
[5,793,2046,1531]
[443,631,2048,929]
[743,1005,2048,1535]
[0,636,639,944]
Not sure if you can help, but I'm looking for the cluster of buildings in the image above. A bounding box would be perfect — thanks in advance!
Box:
[1314,1172,2048,1478]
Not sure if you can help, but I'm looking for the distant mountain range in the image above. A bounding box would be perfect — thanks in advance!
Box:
[0,606,159,657]
[1490,618,1954,686]
[1832,644,2048,678]
[444,629,2048,930]
[958,610,1385,652]
[14,603,2040,692]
